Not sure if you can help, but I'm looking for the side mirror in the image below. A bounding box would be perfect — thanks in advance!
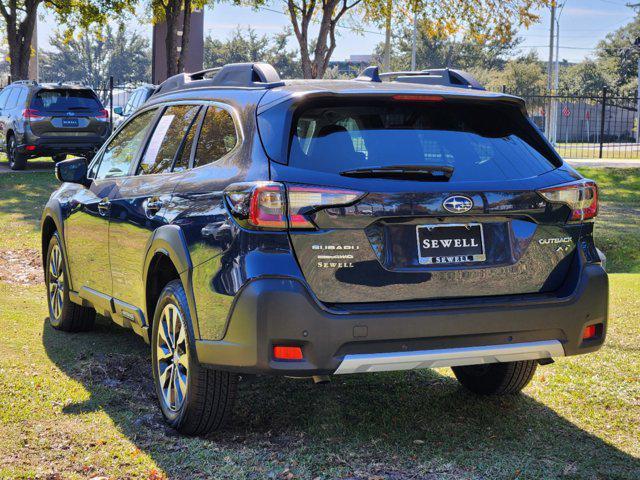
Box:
[55,157,89,186]
[113,106,123,116]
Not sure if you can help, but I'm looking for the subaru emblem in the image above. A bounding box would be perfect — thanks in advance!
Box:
[443,195,473,214]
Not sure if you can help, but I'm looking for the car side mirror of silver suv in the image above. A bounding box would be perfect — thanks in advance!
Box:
[55,157,89,187]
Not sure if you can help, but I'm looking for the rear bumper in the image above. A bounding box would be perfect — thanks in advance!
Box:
[195,263,608,376]
[18,132,108,155]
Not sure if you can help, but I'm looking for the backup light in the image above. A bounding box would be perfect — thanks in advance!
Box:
[538,180,598,221]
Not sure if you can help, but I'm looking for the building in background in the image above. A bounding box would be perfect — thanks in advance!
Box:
[152,9,204,84]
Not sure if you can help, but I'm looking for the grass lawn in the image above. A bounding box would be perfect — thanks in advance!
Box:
[0,169,638,479]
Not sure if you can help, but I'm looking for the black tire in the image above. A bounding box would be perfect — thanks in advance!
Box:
[7,134,27,170]
[46,232,95,332]
[151,279,238,435]
[452,360,538,395]
[52,154,67,163]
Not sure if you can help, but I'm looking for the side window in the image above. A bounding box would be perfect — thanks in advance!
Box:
[124,91,139,116]
[138,104,201,175]
[5,88,20,109]
[174,107,205,172]
[0,88,12,109]
[193,106,238,168]
[17,88,28,107]
[94,108,157,179]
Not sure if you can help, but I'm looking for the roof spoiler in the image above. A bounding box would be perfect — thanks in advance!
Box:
[154,62,284,96]
[355,66,485,90]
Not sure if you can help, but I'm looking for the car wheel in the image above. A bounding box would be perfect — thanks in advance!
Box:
[7,135,27,171]
[452,360,538,395]
[52,154,67,163]
[46,232,95,331]
[152,279,238,435]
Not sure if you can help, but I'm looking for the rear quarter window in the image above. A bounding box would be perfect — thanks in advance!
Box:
[288,99,560,182]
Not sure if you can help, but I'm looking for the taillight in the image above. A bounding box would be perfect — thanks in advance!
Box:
[96,109,109,121]
[224,182,365,230]
[22,108,45,121]
[392,94,444,102]
[538,180,598,221]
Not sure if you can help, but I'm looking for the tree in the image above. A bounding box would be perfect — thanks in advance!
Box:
[40,23,151,98]
[151,0,212,77]
[0,0,134,80]
[558,60,609,96]
[204,27,301,78]
[478,51,546,94]
[374,23,521,72]
[241,0,550,79]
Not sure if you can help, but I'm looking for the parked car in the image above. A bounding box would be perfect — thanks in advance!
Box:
[112,84,156,128]
[41,62,608,435]
[0,81,110,170]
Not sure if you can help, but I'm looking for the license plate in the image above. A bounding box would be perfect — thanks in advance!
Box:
[416,223,486,265]
[61,118,79,127]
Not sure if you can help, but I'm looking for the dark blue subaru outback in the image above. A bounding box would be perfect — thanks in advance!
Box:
[41,63,608,435]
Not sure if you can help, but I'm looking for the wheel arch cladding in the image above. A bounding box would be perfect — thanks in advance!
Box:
[143,225,200,340]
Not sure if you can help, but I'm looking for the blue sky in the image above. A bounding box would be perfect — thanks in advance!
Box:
[35,0,637,63]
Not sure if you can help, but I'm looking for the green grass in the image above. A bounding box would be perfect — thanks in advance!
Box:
[0,169,638,478]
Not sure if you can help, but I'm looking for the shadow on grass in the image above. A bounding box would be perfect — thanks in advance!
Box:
[43,317,640,479]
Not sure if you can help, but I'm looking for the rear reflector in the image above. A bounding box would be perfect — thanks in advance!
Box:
[538,180,598,221]
[582,324,598,340]
[25,145,36,151]
[273,345,304,360]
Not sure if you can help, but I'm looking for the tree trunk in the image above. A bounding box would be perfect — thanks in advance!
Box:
[163,0,182,77]
[177,0,192,73]
[0,0,40,81]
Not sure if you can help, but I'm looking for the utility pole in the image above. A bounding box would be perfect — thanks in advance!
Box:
[546,2,556,138]
[551,18,560,145]
[411,10,418,70]
[383,0,392,71]
[629,3,640,141]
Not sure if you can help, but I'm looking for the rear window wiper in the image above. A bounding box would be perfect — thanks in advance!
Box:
[339,165,453,181]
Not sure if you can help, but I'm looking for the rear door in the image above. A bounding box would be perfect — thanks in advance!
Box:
[266,96,580,304]
[108,103,203,309]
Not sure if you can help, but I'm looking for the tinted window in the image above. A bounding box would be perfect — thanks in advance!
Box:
[0,88,12,109]
[5,88,20,109]
[193,106,237,167]
[31,89,102,112]
[290,100,558,181]
[94,109,156,179]
[17,87,28,107]
[138,105,201,175]
[174,108,205,172]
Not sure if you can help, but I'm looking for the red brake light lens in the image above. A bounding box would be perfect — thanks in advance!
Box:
[22,108,45,120]
[273,345,304,361]
[538,180,598,221]
[392,94,444,102]
[96,108,109,120]
[224,182,365,230]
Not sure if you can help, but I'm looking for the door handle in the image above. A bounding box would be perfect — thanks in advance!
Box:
[97,198,110,216]
[145,197,164,216]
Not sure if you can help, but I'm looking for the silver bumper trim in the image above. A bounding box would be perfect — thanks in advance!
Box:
[333,340,565,375]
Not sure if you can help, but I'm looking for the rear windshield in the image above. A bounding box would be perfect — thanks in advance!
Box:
[289,99,559,181]
[31,89,102,112]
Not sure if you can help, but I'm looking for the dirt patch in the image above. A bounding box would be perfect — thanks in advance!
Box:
[0,248,43,285]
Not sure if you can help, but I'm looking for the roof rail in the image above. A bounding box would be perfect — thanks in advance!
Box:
[154,62,284,96]
[10,79,38,86]
[354,66,485,90]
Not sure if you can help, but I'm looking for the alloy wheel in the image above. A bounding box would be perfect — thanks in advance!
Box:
[156,303,189,412]
[48,244,64,320]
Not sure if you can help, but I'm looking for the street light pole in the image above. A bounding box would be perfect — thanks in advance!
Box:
[546,2,556,137]
[411,10,418,70]
[383,0,392,71]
